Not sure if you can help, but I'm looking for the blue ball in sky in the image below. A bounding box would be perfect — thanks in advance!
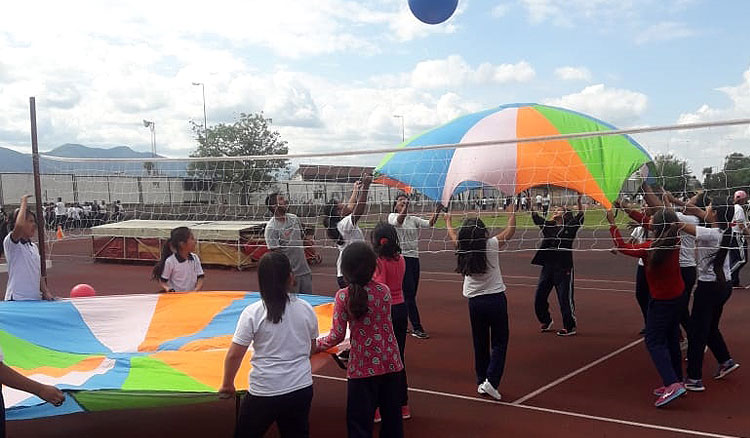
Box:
[408,0,459,25]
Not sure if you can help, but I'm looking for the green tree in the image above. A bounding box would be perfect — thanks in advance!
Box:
[653,154,694,194]
[703,152,750,196]
[189,112,289,204]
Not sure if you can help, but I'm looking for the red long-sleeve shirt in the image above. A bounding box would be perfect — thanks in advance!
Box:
[626,210,652,230]
[610,226,684,300]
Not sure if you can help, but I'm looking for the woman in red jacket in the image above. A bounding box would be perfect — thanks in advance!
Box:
[607,208,686,408]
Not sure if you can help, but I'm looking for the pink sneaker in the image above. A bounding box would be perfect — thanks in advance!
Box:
[401,405,411,420]
[654,382,686,407]
[653,386,665,396]
[374,408,381,423]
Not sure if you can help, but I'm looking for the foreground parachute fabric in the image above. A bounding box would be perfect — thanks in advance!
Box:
[0,292,338,420]
[375,103,653,208]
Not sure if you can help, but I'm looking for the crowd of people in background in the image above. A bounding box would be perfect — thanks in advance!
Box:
[41,198,123,230]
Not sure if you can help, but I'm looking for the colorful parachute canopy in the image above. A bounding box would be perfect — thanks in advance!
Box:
[375,103,653,208]
[0,292,341,420]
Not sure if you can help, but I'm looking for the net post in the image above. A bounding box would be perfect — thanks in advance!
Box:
[29,97,48,278]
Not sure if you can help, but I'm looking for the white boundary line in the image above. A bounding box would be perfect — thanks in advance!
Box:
[312,372,744,438]
[511,338,644,404]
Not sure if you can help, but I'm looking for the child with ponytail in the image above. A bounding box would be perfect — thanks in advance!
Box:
[678,196,741,392]
[314,241,404,438]
[608,207,687,407]
[152,226,204,292]
[371,222,409,420]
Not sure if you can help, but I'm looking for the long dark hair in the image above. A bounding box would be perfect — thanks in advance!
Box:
[341,242,376,320]
[709,197,736,286]
[371,222,401,260]
[257,252,291,324]
[152,226,192,280]
[455,218,489,276]
[647,208,679,267]
[323,200,344,246]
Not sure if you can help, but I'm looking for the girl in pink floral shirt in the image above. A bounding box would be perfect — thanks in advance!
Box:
[315,241,404,438]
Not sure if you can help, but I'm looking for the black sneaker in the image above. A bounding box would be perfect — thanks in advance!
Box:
[411,329,430,339]
[556,328,577,337]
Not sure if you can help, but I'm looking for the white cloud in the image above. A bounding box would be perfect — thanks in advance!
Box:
[542,84,648,126]
[491,3,512,18]
[635,21,696,45]
[554,66,592,81]
[410,55,535,89]
[667,66,750,171]
[517,0,701,44]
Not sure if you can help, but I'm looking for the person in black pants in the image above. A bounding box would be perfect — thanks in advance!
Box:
[679,197,741,392]
[531,194,584,337]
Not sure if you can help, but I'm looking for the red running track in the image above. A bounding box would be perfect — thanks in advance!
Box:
[2,232,749,438]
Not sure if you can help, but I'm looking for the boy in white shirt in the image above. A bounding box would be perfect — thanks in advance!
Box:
[4,195,55,301]
[730,190,748,287]
[388,194,443,339]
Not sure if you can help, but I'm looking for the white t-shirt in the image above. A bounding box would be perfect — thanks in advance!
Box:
[160,253,204,292]
[232,296,318,396]
[630,226,646,267]
[3,234,42,301]
[462,237,507,298]
[55,202,66,216]
[676,212,697,267]
[732,204,747,234]
[695,226,732,283]
[542,195,551,207]
[388,213,430,259]
[335,215,364,277]
[535,195,542,205]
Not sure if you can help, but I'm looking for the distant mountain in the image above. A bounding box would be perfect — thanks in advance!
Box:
[0,144,188,176]
[46,144,161,159]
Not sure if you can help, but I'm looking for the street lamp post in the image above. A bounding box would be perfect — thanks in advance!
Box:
[142,119,156,157]
[393,114,404,143]
[192,82,208,142]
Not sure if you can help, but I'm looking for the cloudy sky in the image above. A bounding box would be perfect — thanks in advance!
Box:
[1,0,749,171]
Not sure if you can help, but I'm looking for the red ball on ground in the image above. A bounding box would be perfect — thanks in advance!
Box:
[70,284,96,298]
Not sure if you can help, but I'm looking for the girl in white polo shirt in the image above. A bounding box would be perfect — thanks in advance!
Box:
[4,195,54,301]
[152,227,204,292]
[445,205,517,401]
[220,252,319,438]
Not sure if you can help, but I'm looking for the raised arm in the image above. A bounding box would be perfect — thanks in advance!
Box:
[351,174,372,224]
[11,195,31,241]
[428,203,444,227]
[577,194,583,213]
[606,210,648,259]
[641,183,664,215]
[445,212,458,248]
[531,210,545,228]
[683,192,708,221]
[495,204,516,245]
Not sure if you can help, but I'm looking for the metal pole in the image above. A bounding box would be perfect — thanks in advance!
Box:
[201,84,208,135]
[29,97,48,278]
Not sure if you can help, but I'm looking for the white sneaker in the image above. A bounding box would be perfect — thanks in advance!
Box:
[479,380,502,401]
[477,384,486,395]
